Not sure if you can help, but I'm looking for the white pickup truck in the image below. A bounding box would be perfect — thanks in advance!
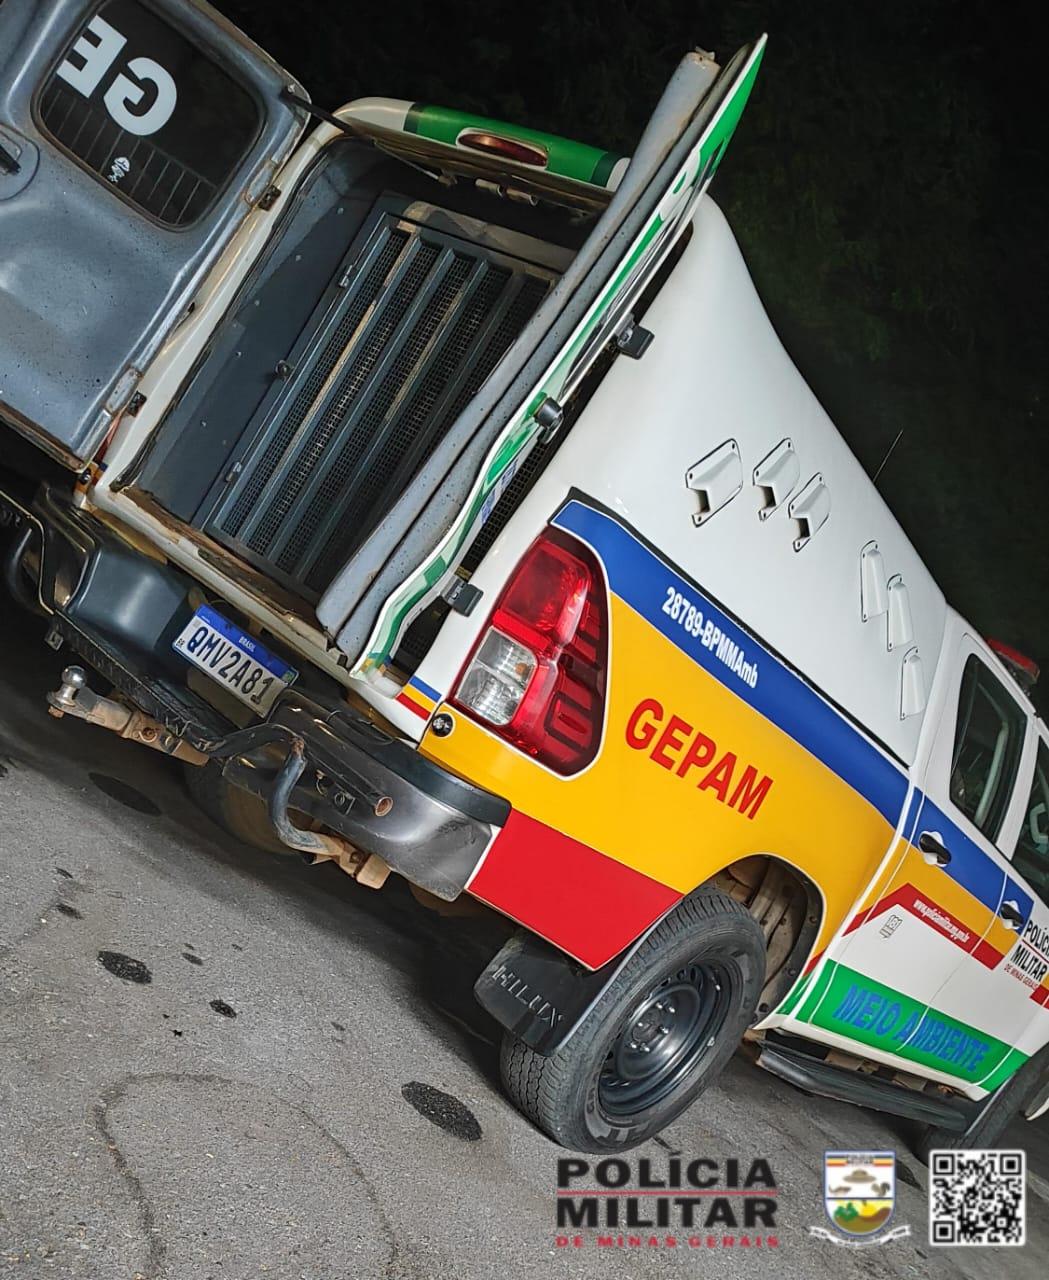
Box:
[3,0,1047,1158]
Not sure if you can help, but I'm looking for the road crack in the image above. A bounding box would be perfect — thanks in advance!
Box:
[89,1072,405,1280]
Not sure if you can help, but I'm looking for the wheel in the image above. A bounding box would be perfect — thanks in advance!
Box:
[184,760,289,855]
[911,1040,1049,1164]
[500,888,766,1152]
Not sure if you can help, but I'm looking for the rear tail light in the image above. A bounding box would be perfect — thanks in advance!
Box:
[456,130,549,168]
[451,528,608,774]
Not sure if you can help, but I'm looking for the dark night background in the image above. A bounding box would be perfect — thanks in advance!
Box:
[218,0,1048,711]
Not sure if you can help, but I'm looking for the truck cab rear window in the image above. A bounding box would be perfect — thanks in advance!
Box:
[37,0,261,226]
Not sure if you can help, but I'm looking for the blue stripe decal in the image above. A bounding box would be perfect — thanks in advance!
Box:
[411,676,442,703]
[555,500,909,824]
[554,500,1019,921]
[912,796,1007,916]
[1003,877,1034,931]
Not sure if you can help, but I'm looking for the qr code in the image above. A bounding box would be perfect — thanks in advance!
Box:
[929,1149,1026,1246]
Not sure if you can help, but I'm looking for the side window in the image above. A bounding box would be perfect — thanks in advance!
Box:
[1013,743,1049,902]
[949,655,1027,841]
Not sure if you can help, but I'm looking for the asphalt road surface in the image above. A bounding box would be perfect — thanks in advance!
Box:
[1,604,1046,1279]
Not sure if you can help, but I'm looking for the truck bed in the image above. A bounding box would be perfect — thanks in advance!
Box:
[134,139,576,602]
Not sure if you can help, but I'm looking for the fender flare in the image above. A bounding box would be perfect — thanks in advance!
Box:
[477,856,826,1054]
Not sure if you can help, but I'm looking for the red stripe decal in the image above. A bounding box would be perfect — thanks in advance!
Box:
[972,937,1006,968]
[467,810,681,969]
[842,883,1003,967]
[1031,985,1049,1009]
[396,692,430,719]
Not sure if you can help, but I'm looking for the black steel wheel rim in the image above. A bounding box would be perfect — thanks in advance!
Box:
[598,959,735,1117]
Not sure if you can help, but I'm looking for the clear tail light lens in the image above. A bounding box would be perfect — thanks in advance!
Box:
[456,629,536,725]
[451,527,608,774]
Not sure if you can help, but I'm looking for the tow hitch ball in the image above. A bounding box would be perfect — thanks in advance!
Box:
[46,664,207,764]
[46,666,392,891]
[48,664,87,715]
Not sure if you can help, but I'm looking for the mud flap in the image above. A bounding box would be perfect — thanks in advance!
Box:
[475,930,626,1055]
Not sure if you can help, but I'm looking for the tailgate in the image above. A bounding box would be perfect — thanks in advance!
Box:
[316,38,767,678]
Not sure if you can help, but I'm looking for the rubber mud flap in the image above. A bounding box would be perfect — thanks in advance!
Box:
[475,931,622,1055]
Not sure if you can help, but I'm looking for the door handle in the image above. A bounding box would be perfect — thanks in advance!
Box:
[918,831,952,867]
[0,140,22,175]
[999,900,1025,930]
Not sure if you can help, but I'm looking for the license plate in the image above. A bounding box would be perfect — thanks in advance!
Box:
[173,604,297,714]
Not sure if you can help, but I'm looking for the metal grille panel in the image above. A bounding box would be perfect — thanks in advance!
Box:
[206,214,553,599]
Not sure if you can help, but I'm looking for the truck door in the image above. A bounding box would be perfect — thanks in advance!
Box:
[0,0,308,466]
[799,634,1034,1091]
[887,638,1038,1091]
[926,726,1049,1096]
[997,735,1049,1093]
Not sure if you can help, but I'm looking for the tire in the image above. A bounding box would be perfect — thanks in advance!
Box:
[500,888,766,1152]
[184,760,289,855]
[911,1040,1049,1164]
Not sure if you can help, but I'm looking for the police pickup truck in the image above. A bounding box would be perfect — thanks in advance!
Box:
[2,0,1047,1153]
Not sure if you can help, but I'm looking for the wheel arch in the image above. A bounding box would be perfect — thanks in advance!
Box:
[476,849,827,1055]
[701,852,826,1019]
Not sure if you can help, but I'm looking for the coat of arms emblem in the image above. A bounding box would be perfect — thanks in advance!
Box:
[825,1151,895,1236]
[809,1151,910,1246]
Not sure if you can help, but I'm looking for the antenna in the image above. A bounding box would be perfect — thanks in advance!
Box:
[872,429,904,484]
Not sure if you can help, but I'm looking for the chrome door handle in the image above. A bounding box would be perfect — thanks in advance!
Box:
[918,831,952,867]
[999,900,1025,930]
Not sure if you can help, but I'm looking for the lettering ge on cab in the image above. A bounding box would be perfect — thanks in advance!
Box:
[56,14,177,136]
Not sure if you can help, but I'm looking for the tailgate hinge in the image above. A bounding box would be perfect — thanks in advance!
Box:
[442,576,483,616]
[534,396,565,443]
[616,317,655,360]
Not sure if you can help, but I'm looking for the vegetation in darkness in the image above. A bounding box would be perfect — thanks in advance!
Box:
[218,0,1048,708]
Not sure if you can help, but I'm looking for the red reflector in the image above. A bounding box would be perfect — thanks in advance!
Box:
[451,528,608,775]
[456,129,549,169]
[987,638,1040,690]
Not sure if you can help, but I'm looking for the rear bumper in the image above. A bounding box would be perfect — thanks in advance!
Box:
[1,480,508,900]
[221,695,508,900]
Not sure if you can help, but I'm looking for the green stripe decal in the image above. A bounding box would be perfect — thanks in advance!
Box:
[981,1047,1028,1093]
[800,961,1028,1087]
[403,103,426,136]
[776,970,812,1017]
[591,148,622,189]
[354,41,768,679]
[403,103,622,186]
[797,960,836,1022]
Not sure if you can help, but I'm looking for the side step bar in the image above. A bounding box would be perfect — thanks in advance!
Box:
[757,1043,980,1132]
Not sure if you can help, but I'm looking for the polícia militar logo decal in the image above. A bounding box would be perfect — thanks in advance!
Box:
[809,1151,911,1247]
[555,1155,779,1251]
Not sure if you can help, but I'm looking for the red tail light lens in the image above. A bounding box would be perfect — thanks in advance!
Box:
[456,130,549,168]
[451,528,608,774]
